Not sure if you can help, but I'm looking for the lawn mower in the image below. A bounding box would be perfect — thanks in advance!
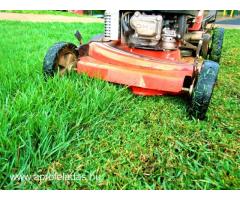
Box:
[43,10,224,119]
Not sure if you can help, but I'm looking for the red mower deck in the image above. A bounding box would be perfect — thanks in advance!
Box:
[77,41,194,96]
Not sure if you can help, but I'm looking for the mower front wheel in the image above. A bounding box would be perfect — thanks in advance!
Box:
[189,60,219,120]
[43,42,78,78]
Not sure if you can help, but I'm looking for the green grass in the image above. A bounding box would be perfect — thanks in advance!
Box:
[0,10,91,17]
[0,20,239,190]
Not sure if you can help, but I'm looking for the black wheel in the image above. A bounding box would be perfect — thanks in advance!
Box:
[209,27,224,63]
[43,42,78,77]
[189,60,219,120]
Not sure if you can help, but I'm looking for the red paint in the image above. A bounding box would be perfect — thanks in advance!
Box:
[188,11,204,31]
[77,42,194,96]
[69,10,84,15]
[119,44,181,62]
[130,87,167,96]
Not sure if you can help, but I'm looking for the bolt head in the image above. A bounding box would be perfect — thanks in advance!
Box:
[135,11,140,17]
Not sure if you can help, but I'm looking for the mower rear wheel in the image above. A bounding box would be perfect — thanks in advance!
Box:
[43,42,78,77]
[189,60,219,120]
[209,27,224,63]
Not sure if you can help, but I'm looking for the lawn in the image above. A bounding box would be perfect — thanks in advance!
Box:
[0,20,239,189]
[0,10,86,17]
[0,10,104,17]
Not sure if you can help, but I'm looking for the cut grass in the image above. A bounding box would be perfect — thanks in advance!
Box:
[0,20,239,189]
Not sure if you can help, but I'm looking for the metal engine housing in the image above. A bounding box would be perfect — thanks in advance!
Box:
[129,11,163,48]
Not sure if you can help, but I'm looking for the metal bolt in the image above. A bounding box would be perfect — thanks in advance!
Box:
[135,11,140,17]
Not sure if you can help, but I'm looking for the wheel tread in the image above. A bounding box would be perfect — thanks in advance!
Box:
[43,42,78,77]
[189,60,219,120]
[209,27,224,63]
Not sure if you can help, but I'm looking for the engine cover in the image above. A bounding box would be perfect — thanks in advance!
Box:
[129,12,163,48]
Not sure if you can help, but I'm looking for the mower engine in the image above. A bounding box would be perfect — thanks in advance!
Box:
[104,10,213,55]
[122,11,179,50]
